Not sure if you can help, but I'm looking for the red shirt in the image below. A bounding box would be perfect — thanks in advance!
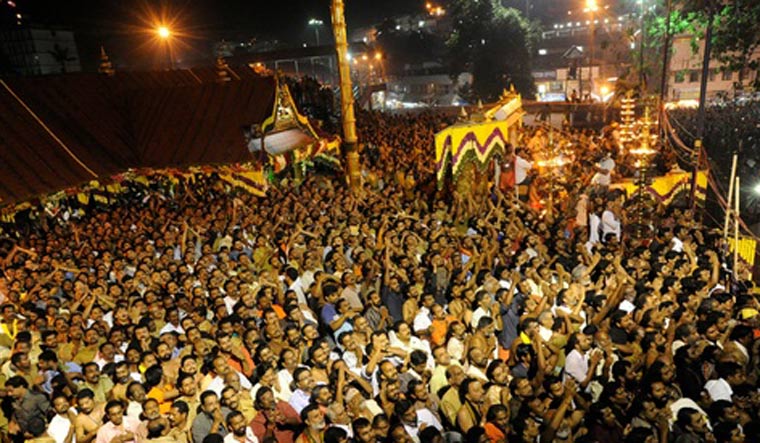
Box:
[250,401,301,443]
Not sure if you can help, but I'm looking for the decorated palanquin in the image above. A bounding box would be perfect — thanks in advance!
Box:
[435,89,525,193]
[247,74,341,176]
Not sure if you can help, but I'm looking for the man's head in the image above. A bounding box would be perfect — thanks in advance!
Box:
[76,388,96,414]
[394,399,418,427]
[5,376,28,400]
[312,385,333,406]
[293,367,314,392]
[127,382,147,403]
[83,362,101,384]
[676,408,708,436]
[445,365,465,388]
[178,373,197,397]
[459,378,484,405]
[301,404,325,432]
[226,411,248,438]
[170,400,189,427]
[105,400,125,426]
[221,386,239,411]
[352,417,375,443]
[200,390,220,414]
[254,386,276,411]
[52,394,71,415]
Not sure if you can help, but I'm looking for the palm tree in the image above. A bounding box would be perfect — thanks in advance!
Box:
[48,43,77,73]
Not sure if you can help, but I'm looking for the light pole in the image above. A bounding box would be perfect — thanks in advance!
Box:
[585,0,598,100]
[157,25,173,69]
[639,0,646,90]
[330,0,361,192]
[308,18,324,47]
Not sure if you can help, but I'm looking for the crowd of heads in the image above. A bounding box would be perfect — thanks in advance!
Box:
[0,107,757,443]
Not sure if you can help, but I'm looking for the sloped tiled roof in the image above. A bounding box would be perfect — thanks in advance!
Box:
[0,69,275,204]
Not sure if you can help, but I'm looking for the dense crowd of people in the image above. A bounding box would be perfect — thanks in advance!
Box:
[669,100,760,223]
[0,107,757,443]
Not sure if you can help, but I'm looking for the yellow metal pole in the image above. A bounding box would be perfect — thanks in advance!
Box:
[330,0,360,192]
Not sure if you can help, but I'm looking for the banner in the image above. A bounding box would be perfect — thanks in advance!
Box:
[218,167,267,197]
[611,171,708,205]
[435,120,509,184]
[0,163,269,224]
[729,236,757,266]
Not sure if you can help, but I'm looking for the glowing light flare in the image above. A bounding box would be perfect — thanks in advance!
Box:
[157,26,171,39]
[754,183,760,196]
[536,157,571,169]
[629,147,657,156]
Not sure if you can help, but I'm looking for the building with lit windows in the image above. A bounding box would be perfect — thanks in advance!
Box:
[666,34,760,102]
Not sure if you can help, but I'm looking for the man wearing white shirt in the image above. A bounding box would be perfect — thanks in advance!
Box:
[206,370,252,397]
[601,204,622,243]
[284,268,307,306]
[514,150,533,185]
[224,411,259,443]
[705,362,745,402]
[564,332,602,392]
[48,394,76,443]
[588,212,601,246]
[591,152,615,186]
[395,399,442,443]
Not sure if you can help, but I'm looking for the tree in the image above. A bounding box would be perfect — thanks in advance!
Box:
[671,0,760,88]
[48,44,76,74]
[447,0,538,101]
[707,1,760,89]
[633,0,760,96]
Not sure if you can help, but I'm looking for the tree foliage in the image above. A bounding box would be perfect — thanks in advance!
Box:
[635,0,760,94]
[672,0,760,88]
[707,1,760,87]
[447,0,538,101]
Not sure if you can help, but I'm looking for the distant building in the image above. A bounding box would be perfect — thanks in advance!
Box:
[666,34,760,101]
[531,15,635,101]
[387,67,471,107]
[0,27,80,75]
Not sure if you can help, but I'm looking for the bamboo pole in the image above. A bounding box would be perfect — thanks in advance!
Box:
[330,0,361,193]
[733,176,740,279]
[723,154,737,241]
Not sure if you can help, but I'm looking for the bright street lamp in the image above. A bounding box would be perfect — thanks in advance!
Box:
[157,26,171,39]
[584,0,600,98]
[754,182,760,196]
[156,25,173,69]
[308,18,324,46]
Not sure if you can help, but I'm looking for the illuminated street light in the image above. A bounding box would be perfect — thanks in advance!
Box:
[586,0,599,12]
[308,18,324,46]
[374,52,382,60]
[754,183,760,196]
[157,26,171,39]
[156,26,174,69]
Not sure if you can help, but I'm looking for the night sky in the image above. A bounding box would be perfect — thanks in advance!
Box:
[15,0,421,40]
[5,0,422,69]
